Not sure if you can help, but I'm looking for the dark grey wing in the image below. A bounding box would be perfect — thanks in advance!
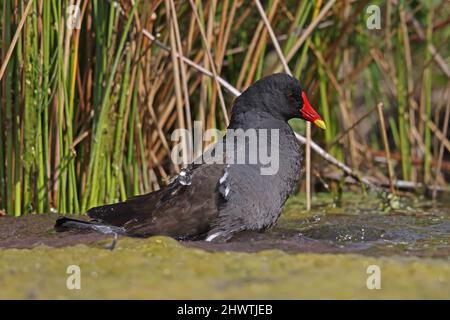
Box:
[89,164,225,238]
[87,189,164,227]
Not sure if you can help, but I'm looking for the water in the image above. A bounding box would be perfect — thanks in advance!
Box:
[184,193,450,259]
[0,193,449,298]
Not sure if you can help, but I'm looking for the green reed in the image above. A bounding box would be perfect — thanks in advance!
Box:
[0,0,448,216]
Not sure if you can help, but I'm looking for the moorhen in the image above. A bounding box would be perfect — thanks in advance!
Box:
[55,73,325,242]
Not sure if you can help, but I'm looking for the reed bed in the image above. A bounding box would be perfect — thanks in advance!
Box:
[0,0,449,216]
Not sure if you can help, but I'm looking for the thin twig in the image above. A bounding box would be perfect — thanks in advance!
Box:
[142,30,241,97]
[433,86,450,198]
[165,0,188,166]
[295,133,382,192]
[169,0,193,136]
[143,29,384,194]
[370,47,450,153]
[328,104,377,148]
[273,0,336,72]
[376,103,396,194]
[0,0,34,82]
[254,0,289,73]
[189,0,230,125]
[391,0,450,79]
[323,172,448,193]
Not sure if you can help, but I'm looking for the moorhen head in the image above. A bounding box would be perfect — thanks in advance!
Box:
[231,73,326,128]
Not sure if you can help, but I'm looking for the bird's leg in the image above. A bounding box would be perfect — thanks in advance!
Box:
[104,232,118,250]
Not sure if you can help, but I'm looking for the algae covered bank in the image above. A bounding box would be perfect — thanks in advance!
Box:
[0,194,449,299]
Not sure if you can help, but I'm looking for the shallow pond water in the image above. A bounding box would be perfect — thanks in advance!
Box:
[0,193,449,299]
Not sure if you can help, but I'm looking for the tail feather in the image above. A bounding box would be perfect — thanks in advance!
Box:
[87,202,137,226]
[54,217,125,235]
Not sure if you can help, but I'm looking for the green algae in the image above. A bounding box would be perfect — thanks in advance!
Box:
[0,236,449,299]
[1,193,449,299]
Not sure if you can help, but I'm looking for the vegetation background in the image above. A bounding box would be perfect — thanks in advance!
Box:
[0,0,449,216]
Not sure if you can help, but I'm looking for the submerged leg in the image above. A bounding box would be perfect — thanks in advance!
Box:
[104,232,118,251]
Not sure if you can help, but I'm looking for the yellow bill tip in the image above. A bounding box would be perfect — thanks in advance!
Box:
[314,119,327,130]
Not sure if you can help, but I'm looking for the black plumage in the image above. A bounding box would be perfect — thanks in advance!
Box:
[55,73,323,242]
